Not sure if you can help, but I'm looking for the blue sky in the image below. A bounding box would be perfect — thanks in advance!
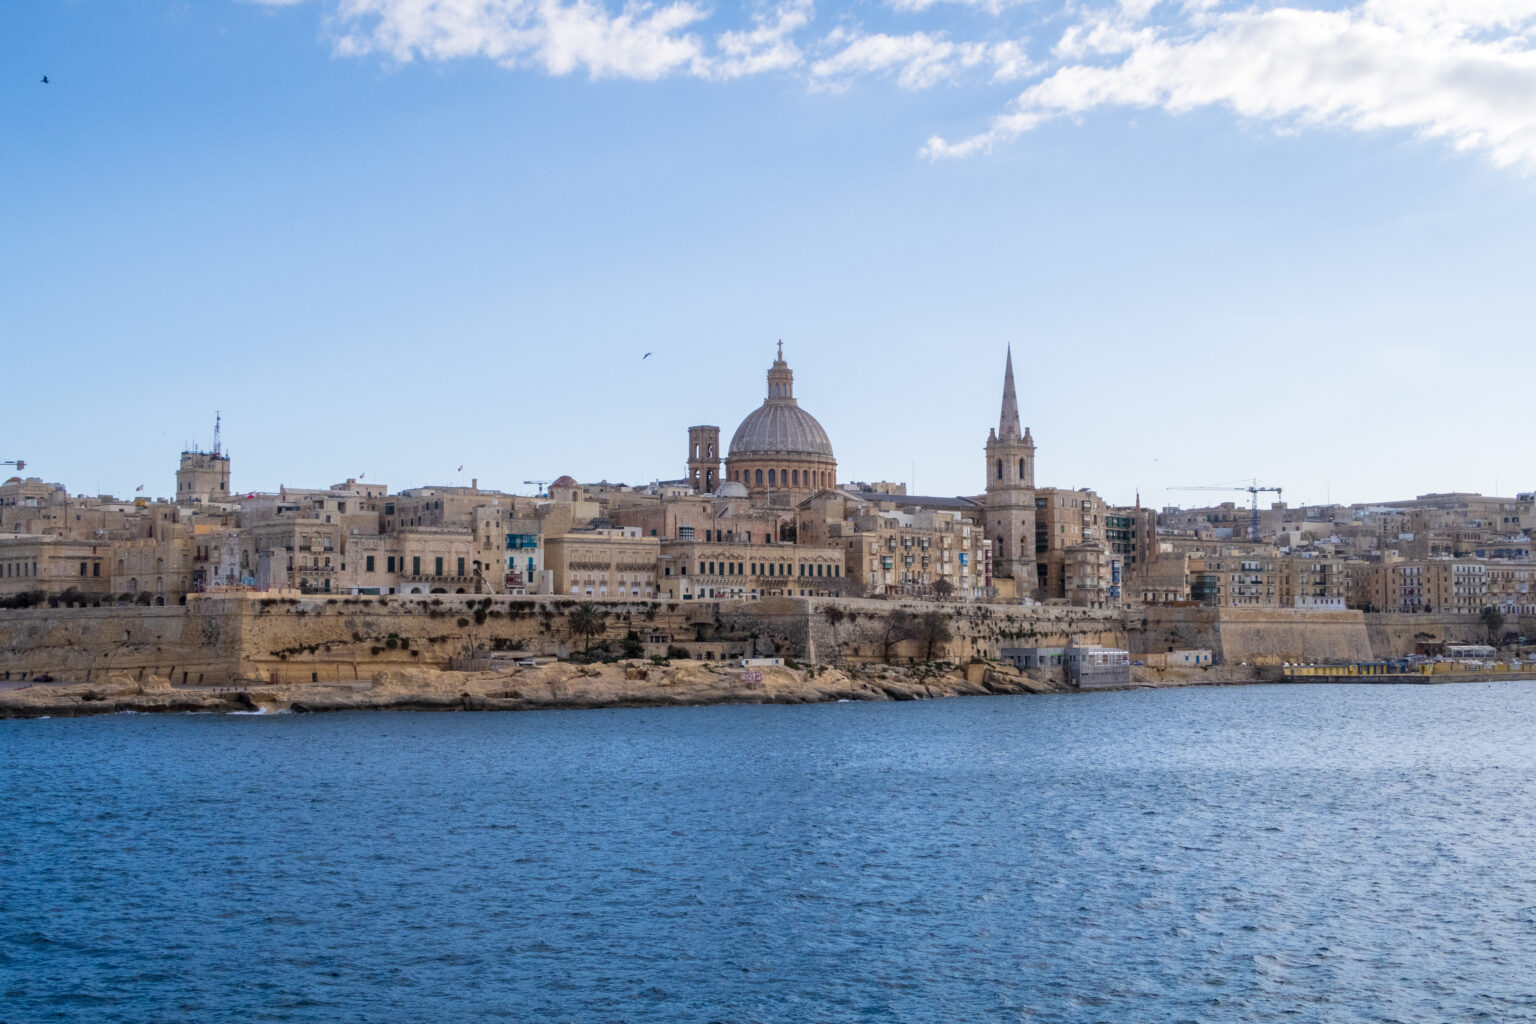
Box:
[5,0,1535,509]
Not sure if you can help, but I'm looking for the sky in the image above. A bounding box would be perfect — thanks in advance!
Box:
[5,0,1536,510]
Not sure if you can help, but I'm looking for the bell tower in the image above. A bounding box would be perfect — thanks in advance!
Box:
[687,425,721,493]
[984,347,1037,587]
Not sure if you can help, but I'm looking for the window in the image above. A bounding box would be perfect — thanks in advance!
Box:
[387,556,396,573]
[997,460,1003,480]
[435,557,444,576]
[755,469,763,486]
[412,556,421,575]
[457,557,465,576]
[768,469,776,486]
[366,556,376,572]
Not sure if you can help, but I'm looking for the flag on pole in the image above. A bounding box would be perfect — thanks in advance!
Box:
[246,492,255,500]
[457,465,464,472]
[359,473,365,480]
[134,484,143,492]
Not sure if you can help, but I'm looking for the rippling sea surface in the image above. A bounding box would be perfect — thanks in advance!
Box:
[6,683,1536,1023]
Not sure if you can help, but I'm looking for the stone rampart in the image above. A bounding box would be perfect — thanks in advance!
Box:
[785,597,1124,665]
[1134,606,1372,666]
[8,595,1479,685]
[1,594,716,685]
[1363,613,1534,658]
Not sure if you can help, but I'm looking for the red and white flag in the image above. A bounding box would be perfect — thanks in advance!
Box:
[134,484,143,492]
[457,465,464,472]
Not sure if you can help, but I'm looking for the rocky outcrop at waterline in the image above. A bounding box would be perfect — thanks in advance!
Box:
[0,660,1076,719]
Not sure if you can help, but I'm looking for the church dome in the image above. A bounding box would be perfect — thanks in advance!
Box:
[550,475,579,489]
[729,404,834,458]
[727,344,834,458]
[715,481,750,498]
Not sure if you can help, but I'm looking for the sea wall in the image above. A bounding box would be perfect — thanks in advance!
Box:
[1132,607,1373,666]
[1363,613,1534,658]
[9,595,1492,686]
[0,594,719,685]
[1,594,1132,683]
[724,597,1127,665]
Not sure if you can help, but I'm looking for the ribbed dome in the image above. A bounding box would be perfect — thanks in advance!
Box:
[727,343,835,459]
[729,403,834,458]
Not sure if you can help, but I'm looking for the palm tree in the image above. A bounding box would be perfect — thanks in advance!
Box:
[569,602,607,654]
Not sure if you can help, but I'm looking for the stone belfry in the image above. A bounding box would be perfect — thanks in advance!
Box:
[984,346,1037,588]
[687,425,721,493]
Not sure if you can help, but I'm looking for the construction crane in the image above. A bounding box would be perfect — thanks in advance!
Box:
[1170,479,1283,543]
[523,479,551,497]
[2,459,23,473]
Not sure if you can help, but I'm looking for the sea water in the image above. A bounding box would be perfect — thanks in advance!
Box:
[4,682,1536,1022]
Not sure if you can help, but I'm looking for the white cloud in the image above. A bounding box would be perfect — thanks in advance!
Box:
[887,0,1028,13]
[811,28,1033,89]
[925,1,1536,169]
[709,0,813,80]
[283,0,1536,174]
[332,0,712,80]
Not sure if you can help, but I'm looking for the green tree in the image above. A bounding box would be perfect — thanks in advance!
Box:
[621,629,644,659]
[916,611,954,662]
[568,602,607,653]
[1481,606,1506,644]
[931,577,955,601]
[879,610,919,664]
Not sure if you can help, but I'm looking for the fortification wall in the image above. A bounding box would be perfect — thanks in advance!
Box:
[1135,607,1372,666]
[8,595,1468,686]
[0,594,719,685]
[728,597,1127,665]
[1363,613,1533,658]
[0,601,242,685]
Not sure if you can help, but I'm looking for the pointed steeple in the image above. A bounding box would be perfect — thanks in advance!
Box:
[998,345,1022,441]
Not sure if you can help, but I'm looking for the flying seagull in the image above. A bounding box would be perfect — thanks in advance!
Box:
[642,352,652,359]
[41,75,49,84]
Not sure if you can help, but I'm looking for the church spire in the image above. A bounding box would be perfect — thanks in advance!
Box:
[998,345,1022,441]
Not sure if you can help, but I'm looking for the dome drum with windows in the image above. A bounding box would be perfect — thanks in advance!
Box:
[723,343,837,502]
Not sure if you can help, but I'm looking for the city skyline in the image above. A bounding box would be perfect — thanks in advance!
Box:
[6,0,1536,506]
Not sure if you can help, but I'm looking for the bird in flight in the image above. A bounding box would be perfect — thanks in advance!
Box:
[642,352,652,359]
[41,75,49,84]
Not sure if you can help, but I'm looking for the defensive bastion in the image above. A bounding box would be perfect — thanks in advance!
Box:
[0,593,1428,688]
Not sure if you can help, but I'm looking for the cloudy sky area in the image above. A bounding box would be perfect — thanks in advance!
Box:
[5,0,1536,507]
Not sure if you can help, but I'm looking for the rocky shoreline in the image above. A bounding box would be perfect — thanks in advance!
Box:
[9,660,1431,719]
[0,660,1131,719]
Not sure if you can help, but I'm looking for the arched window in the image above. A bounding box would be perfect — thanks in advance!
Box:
[755,469,763,486]
[792,470,799,486]
[768,469,776,486]
[1019,458,1025,479]
[996,460,1003,480]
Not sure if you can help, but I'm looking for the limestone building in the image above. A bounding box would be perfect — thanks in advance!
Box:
[983,347,1036,587]
[175,416,231,506]
[724,344,837,504]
